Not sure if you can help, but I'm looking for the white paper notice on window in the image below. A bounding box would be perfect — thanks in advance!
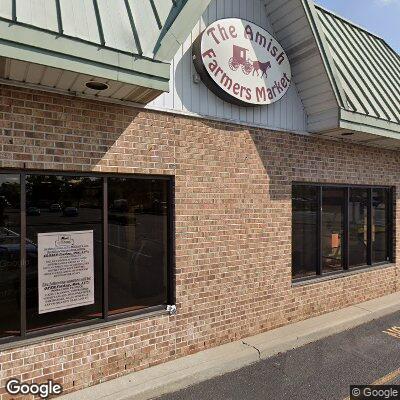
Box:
[38,230,94,314]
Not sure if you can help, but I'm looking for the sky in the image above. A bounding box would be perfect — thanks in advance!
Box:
[315,0,400,52]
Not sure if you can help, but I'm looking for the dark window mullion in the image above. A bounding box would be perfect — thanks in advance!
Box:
[367,188,373,265]
[387,188,394,262]
[20,173,26,339]
[343,187,349,270]
[167,179,175,305]
[103,177,109,321]
[317,186,322,275]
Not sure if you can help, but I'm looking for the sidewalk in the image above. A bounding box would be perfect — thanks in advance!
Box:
[59,292,400,400]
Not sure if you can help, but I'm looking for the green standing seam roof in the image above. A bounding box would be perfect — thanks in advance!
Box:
[0,0,212,94]
[315,5,400,125]
[0,0,188,60]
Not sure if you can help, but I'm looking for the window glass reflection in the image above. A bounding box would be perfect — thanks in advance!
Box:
[292,185,318,278]
[373,189,389,263]
[322,188,344,273]
[0,174,20,337]
[26,175,103,332]
[349,189,368,268]
[108,178,168,314]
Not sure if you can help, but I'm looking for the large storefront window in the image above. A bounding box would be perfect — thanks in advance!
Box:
[0,172,173,344]
[292,184,393,280]
[0,174,20,337]
[373,189,389,263]
[349,188,368,268]
[108,178,169,315]
[26,175,103,331]
[292,186,318,279]
[322,187,344,273]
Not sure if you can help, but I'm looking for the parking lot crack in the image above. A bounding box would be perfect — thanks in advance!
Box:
[242,341,261,359]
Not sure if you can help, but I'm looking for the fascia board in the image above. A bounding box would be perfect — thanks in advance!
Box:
[154,0,212,62]
[0,20,170,80]
[340,109,400,139]
[0,41,169,92]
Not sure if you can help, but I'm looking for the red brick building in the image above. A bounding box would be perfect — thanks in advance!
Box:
[0,0,398,398]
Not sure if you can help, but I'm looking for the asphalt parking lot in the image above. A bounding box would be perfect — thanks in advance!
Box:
[156,311,400,400]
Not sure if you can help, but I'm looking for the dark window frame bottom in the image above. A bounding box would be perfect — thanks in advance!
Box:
[292,261,395,286]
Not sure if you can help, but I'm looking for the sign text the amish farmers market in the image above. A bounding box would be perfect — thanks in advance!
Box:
[193,18,292,106]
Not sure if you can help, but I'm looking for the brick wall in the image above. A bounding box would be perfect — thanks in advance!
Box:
[0,84,399,398]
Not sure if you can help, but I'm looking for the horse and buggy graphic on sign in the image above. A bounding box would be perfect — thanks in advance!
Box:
[228,45,272,77]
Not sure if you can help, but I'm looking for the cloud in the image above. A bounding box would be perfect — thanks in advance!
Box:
[375,0,399,5]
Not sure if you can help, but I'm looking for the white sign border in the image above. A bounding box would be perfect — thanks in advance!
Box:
[193,17,292,107]
[38,229,95,314]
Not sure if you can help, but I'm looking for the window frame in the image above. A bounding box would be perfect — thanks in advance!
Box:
[0,169,175,345]
[292,182,394,283]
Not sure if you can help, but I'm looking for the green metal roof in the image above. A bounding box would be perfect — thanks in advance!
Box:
[0,0,212,96]
[315,5,400,127]
[0,0,201,61]
[266,0,400,146]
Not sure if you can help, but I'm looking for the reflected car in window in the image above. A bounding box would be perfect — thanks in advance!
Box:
[27,207,41,216]
[63,207,79,217]
[49,203,62,213]
[0,228,37,307]
[0,228,37,266]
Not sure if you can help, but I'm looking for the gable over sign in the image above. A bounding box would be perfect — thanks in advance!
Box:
[150,0,307,134]
[193,18,292,106]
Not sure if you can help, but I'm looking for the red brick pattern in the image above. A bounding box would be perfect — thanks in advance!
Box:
[0,85,398,398]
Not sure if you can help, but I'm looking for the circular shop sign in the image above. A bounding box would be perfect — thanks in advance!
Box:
[193,18,292,107]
